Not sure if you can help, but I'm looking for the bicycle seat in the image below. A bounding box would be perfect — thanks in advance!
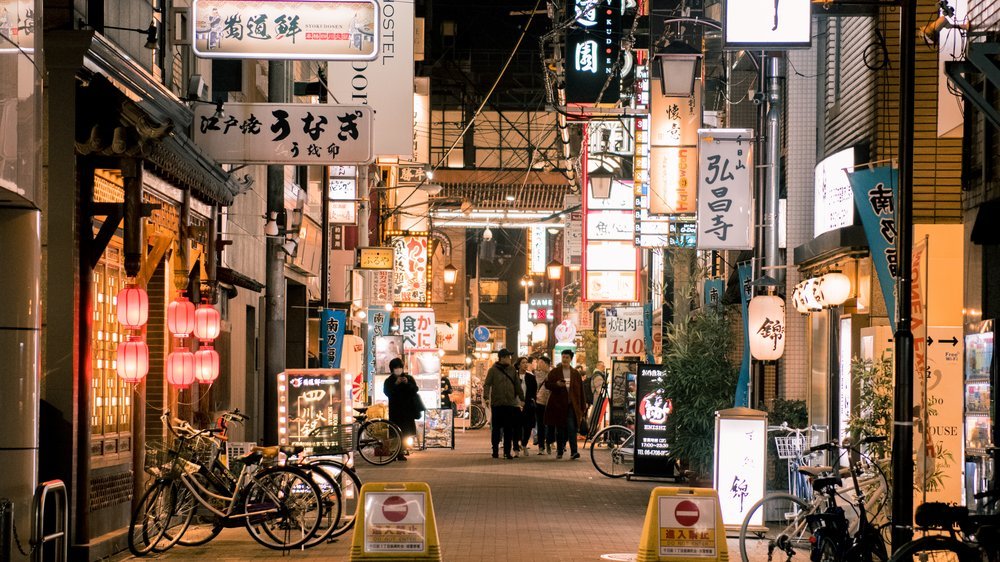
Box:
[280,445,304,457]
[252,445,280,459]
[811,476,842,493]
[798,466,851,479]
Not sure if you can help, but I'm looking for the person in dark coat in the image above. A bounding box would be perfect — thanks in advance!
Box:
[383,357,420,461]
[515,356,538,453]
[483,349,524,459]
[543,349,587,460]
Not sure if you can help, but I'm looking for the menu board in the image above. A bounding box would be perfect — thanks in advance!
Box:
[633,363,675,477]
[278,369,348,449]
[448,370,471,413]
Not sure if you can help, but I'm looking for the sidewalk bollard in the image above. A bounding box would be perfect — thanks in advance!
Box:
[350,482,442,561]
[636,487,729,562]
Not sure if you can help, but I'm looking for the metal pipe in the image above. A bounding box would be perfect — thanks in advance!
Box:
[892,0,917,548]
[206,205,218,303]
[264,60,288,446]
[765,55,784,285]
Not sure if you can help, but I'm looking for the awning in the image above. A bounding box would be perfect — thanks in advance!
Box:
[792,225,870,269]
[431,169,573,211]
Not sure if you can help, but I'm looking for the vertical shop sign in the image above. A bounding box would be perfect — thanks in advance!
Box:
[606,307,645,357]
[913,237,930,491]
[528,226,548,274]
[704,279,725,307]
[366,269,393,306]
[320,309,347,368]
[696,129,754,250]
[565,0,621,104]
[734,262,754,408]
[633,364,674,477]
[848,165,898,331]
[648,88,701,215]
[922,326,964,504]
[390,233,429,304]
[563,194,584,267]
[714,412,767,526]
[366,307,390,388]
[584,162,639,302]
[399,308,436,351]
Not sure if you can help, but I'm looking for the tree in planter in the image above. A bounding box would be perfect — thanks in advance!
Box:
[847,355,893,462]
[661,307,739,479]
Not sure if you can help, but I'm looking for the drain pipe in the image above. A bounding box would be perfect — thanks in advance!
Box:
[764,55,784,285]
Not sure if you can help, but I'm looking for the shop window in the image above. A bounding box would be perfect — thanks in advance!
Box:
[91,242,133,461]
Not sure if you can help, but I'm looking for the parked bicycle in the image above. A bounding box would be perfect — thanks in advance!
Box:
[310,406,402,465]
[590,424,634,478]
[466,401,487,430]
[129,410,325,556]
[738,436,890,562]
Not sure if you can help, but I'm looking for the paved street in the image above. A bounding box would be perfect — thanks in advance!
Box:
[112,428,750,561]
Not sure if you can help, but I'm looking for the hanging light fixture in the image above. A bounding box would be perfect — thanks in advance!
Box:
[194,302,222,341]
[546,259,564,281]
[748,295,786,361]
[116,336,149,383]
[166,347,196,388]
[800,278,825,311]
[482,225,493,241]
[116,284,149,329]
[791,285,810,314]
[588,166,614,199]
[167,294,196,338]
[819,271,851,307]
[442,263,458,285]
[194,345,220,384]
[654,40,703,97]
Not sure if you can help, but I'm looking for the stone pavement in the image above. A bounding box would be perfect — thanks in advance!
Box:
[114,429,750,561]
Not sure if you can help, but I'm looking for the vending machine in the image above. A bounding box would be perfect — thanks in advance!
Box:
[964,319,996,509]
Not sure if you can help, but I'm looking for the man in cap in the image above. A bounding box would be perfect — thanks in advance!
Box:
[483,348,524,459]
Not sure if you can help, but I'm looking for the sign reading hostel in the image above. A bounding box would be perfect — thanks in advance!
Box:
[192,0,379,60]
[193,103,373,165]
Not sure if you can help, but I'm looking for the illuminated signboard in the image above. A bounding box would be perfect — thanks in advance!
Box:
[388,232,429,304]
[696,129,755,250]
[813,146,856,237]
[399,308,436,351]
[329,167,357,224]
[714,411,767,526]
[723,0,812,49]
[192,0,379,60]
[527,226,548,275]
[584,168,638,302]
[527,294,555,324]
[357,247,393,270]
[565,0,621,104]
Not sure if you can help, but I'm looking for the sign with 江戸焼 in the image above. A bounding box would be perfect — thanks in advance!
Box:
[192,103,373,165]
[565,0,621,104]
[357,247,393,270]
[723,0,812,49]
[696,129,754,250]
[192,0,378,60]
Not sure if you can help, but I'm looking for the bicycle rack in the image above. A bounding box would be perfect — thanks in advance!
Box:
[31,480,67,562]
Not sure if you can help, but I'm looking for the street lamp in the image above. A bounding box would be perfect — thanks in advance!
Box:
[520,274,534,300]
[654,40,703,97]
[546,259,563,281]
[443,263,458,285]
[589,166,614,199]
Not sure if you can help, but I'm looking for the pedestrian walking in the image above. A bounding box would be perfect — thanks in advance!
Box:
[441,374,454,412]
[383,357,420,461]
[534,356,553,454]
[515,356,538,454]
[543,349,586,460]
[483,349,524,459]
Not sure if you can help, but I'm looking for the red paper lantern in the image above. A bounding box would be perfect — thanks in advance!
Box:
[194,346,220,384]
[167,295,196,337]
[116,336,149,383]
[194,303,221,341]
[116,285,149,329]
[166,348,196,388]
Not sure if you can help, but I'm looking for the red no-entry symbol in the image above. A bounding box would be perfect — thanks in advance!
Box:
[675,500,700,527]
[382,495,408,522]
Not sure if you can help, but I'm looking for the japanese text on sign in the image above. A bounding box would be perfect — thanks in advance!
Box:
[696,129,754,250]
[606,307,645,357]
[399,309,436,351]
[364,492,427,553]
[391,234,429,304]
[192,103,373,164]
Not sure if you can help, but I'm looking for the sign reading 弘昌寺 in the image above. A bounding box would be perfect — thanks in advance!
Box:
[192,0,379,60]
[357,247,393,270]
[192,103,373,165]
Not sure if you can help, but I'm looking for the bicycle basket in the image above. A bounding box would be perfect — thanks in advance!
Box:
[144,440,199,478]
[774,434,808,459]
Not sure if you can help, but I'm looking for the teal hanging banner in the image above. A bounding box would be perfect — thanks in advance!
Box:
[704,279,725,307]
[366,307,391,389]
[734,262,753,408]
[848,165,898,332]
[320,309,347,369]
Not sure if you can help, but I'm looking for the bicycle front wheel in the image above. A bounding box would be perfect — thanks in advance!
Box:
[243,466,324,550]
[739,493,815,562]
[888,535,981,562]
[469,404,487,430]
[128,480,175,556]
[358,419,403,465]
[590,425,633,478]
[299,464,343,548]
[308,459,363,539]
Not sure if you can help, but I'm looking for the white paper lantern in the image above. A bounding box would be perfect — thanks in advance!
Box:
[791,285,810,314]
[801,278,825,311]
[820,271,851,307]
[749,295,786,361]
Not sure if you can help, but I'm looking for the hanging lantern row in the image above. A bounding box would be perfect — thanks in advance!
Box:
[116,284,149,329]
[117,336,149,383]
[790,271,852,314]
[195,345,220,384]
[166,347,196,389]
[194,302,222,341]
[115,282,149,383]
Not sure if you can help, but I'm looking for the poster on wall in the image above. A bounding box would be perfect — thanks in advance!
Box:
[375,335,403,374]
[696,129,755,250]
[632,364,674,477]
[0,0,35,53]
[448,370,470,414]
[407,350,442,411]
[277,369,348,447]
[919,326,964,504]
[390,233,429,304]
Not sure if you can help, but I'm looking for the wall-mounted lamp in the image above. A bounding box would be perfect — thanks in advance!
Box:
[264,212,280,236]
[281,238,298,257]
[546,259,563,281]
[181,96,226,119]
[589,167,614,199]
[443,263,458,285]
[654,40,702,97]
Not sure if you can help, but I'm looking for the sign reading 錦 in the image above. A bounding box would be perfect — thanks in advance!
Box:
[363,492,426,553]
[192,0,378,60]
[713,410,767,527]
[633,364,674,477]
[399,308,435,351]
[696,129,754,250]
[565,0,621,104]
[320,309,347,368]
[723,0,812,50]
[607,307,645,357]
[527,294,555,324]
[357,247,393,270]
[193,103,373,164]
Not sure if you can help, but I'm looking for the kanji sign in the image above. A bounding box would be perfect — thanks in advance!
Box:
[606,307,645,357]
[390,233,429,305]
[848,165,899,331]
[364,492,426,553]
[658,496,718,558]
[193,103,373,164]
[565,0,621,104]
[399,309,435,351]
[192,0,378,60]
[357,247,393,270]
[365,307,390,387]
[320,309,347,368]
[696,129,754,250]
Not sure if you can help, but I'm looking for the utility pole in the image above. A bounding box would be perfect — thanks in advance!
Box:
[264,60,288,445]
[892,0,917,548]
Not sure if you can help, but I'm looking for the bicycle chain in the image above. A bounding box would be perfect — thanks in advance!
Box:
[1,497,36,557]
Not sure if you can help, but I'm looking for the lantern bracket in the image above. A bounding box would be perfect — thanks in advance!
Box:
[87,201,158,269]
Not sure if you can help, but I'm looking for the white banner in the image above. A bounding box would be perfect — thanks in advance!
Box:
[327,0,414,157]
[606,307,645,357]
[192,0,378,60]
[399,308,435,351]
[563,195,584,268]
[921,326,964,504]
[193,103,373,164]
[696,129,754,250]
[723,0,812,49]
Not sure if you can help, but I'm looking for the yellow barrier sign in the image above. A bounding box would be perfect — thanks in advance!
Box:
[637,487,729,562]
[350,482,442,561]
